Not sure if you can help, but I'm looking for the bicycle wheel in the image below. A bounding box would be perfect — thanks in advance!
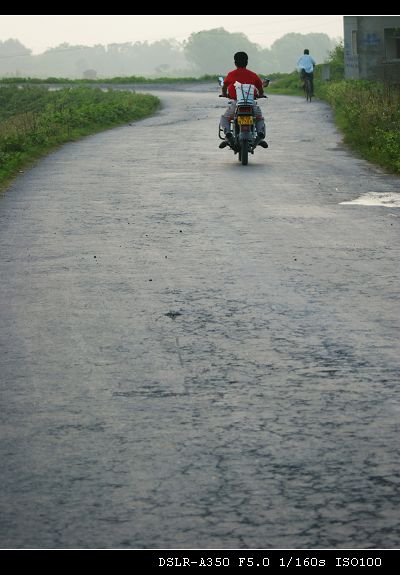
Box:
[305,78,312,102]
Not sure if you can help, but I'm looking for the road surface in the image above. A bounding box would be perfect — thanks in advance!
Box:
[0,85,399,549]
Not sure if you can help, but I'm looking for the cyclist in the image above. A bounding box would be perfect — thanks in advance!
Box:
[297,49,316,96]
[219,51,268,149]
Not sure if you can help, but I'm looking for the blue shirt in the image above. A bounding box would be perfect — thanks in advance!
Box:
[297,54,316,73]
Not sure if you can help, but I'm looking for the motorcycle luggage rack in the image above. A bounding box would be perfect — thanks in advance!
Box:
[236,105,253,115]
[235,83,255,104]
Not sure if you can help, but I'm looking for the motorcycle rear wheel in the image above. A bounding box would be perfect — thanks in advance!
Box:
[240,141,248,165]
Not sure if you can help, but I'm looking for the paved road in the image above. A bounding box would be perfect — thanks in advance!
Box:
[1,85,399,549]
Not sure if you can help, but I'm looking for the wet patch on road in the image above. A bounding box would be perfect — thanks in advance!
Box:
[340,192,400,207]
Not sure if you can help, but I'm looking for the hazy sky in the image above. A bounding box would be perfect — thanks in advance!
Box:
[0,15,344,54]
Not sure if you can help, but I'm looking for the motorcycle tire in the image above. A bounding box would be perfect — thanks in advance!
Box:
[240,140,248,166]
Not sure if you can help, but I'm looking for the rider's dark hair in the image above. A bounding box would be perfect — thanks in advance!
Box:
[234,52,248,67]
[304,49,310,54]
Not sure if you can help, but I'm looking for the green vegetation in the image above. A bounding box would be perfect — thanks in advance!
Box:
[324,41,344,81]
[267,72,303,95]
[318,80,400,173]
[0,85,159,191]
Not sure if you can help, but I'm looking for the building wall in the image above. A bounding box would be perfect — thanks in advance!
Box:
[344,16,360,79]
[344,16,400,81]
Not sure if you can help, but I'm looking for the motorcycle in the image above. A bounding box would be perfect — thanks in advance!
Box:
[218,76,269,166]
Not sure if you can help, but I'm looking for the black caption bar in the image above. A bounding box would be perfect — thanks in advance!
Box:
[150,550,393,569]
[3,548,397,569]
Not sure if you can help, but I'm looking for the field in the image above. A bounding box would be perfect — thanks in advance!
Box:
[0,85,159,190]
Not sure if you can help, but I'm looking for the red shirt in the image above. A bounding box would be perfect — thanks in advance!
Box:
[224,67,263,99]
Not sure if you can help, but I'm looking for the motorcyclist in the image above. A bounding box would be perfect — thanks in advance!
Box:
[219,51,268,149]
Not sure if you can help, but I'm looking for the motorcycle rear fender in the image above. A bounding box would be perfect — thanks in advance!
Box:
[238,130,253,141]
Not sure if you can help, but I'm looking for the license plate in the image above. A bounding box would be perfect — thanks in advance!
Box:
[238,116,253,125]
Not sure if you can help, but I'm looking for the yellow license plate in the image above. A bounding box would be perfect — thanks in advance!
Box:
[238,116,253,125]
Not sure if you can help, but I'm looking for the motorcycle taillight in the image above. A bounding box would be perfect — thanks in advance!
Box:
[237,106,252,114]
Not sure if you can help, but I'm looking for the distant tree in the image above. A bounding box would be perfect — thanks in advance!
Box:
[0,31,337,79]
[325,40,344,80]
[155,63,171,75]
[34,44,90,78]
[83,69,97,80]
[101,39,187,77]
[327,41,344,61]
[256,47,279,74]
[271,32,334,73]
[184,28,260,74]
[0,39,32,76]
[0,38,31,57]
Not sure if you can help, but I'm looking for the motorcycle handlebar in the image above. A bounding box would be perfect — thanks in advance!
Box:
[219,94,267,99]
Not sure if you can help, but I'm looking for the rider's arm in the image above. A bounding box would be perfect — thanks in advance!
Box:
[222,83,228,97]
[255,76,264,97]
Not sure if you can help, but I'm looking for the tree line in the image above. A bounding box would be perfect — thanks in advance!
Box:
[0,29,336,79]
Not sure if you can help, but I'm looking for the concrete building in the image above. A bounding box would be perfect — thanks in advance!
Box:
[344,16,400,83]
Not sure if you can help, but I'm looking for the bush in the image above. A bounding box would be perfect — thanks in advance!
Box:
[318,80,400,173]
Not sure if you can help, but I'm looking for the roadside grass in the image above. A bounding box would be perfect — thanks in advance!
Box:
[0,85,160,192]
[317,80,400,174]
[267,72,304,96]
